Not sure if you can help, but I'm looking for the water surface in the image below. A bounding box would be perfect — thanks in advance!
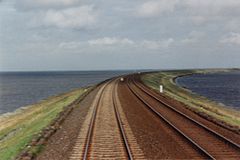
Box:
[176,71,240,110]
[0,71,133,114]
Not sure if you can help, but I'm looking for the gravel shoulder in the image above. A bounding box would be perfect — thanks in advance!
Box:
[118,80,205,159]
[141,70,240,133]
[36,86,101,160]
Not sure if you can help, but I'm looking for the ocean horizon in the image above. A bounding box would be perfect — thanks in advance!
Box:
[0,70,137,115]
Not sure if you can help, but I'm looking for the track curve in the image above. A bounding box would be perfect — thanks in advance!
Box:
[127,75,240,159]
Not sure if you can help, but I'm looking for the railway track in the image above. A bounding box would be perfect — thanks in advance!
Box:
[71,80,133,159]
[127,75,240,159]
[83,80,132,159]
[112,81,133,159]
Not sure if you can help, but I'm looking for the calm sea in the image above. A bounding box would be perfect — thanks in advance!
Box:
[176,71,240,110]
[0,71,133,114]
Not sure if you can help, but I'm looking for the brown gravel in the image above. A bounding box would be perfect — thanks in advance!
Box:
[70,80,146,159]
[114,82,146,159]
[130,78,240,159]
[34,73,240,159]
[135,75,240,144]
[36,86,101,160]
[87,82,127,159]
[118,80,206,159]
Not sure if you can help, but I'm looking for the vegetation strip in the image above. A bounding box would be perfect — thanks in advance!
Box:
[0,86,95,160]
[141,69,240,133]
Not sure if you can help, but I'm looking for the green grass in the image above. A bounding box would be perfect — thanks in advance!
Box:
[141,69,240,128]
[0,88,88,160]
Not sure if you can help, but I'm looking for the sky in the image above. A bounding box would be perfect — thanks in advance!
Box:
[0,0,240,71]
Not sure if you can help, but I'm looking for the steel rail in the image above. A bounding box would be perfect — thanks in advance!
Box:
[82,81,109,160]
[83,79,133,160]
[133,76,240,150]
[112,80,133,160]
[127,77,215,159]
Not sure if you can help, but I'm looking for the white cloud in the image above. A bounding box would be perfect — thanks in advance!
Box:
[16,0,80,10]
[58,37,174,52]
[188,16,208,25]
[136,0,240,17]
[41,6,97,29]
[88,37,134,46]
[141,38,174,49]
[225,20,240,32]
[88,37,174,49]
[136,0,240,26]
[183,0,240,25]
[59,41,83,49]
[220,32,240,45]
[181,31,205,44]
[136,0,179,17]
[183,0,240,15]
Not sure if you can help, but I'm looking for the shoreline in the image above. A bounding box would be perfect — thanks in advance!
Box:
[0,70,239,159]
[0,85,94,160]
[0,76,113,130]
[0,86,90,121]
[0,76,112,160]
[141,69,240,133]
[173,70,240,111]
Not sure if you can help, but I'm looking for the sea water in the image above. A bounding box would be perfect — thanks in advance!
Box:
[176,71,240,110]
[0,71,133,114]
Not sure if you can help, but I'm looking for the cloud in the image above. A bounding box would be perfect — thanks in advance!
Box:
[59,41,83,49]
[136,0,240,26]
[58,37,175,52]
[181,31,205,44]
[15,0,98,30]
[220,32,240,45]
[88,37,134,46]
[225,19,240,32]
[141,38,174,49]
[16,0,80,10]
[183,0,240,15]
[88,37,174,49]
[136,0,179,17]
[58,37,135,51]
[183,0,240,25]
[40,6,97,29]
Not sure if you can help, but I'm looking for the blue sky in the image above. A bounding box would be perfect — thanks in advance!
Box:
[0,0,240,71]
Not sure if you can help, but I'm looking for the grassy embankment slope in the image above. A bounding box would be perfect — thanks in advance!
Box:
[142,69,240,130]
[0,87,90,160]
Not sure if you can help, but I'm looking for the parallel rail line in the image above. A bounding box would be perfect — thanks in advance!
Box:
[134,77,240,148]
[82,81,108,160]
[112,80,133,160]
[82,80,132,159]
[126,78,214,159]
[127,76,240,159]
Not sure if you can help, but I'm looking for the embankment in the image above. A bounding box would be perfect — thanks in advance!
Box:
[141,69,240,133]
[0,86,93,160]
